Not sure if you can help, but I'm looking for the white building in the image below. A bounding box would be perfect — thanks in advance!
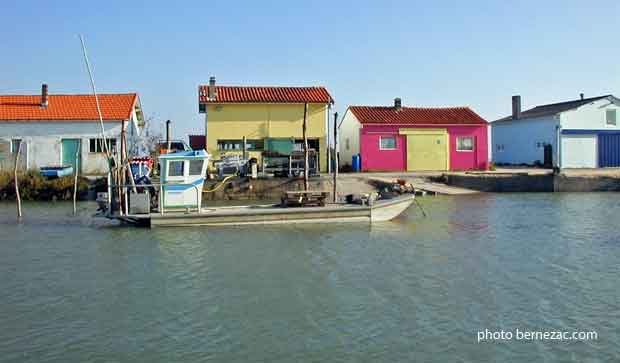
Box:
[492,94,620,168]
[0,85,144,174]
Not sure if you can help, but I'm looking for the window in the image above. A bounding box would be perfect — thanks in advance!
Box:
[189,160,204,176]
[457,137,474,151]
[217,139,264,151]
[89,138,117,153]
[606,110,617,126]
[10,139,22,154]
[345,138,350,151]
[379,136,397,150]
[168,161,185,177]
[246,139,264,151]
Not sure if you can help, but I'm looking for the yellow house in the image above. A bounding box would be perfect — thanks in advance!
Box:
[198,78,333,172]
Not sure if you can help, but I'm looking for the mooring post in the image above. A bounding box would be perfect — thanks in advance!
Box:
[333,112,338,203]
[73,140,80,215]
[242,136,247,161]
[303,102,309,191]
[13,142,22,219]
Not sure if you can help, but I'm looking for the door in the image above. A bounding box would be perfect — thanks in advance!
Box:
[62,139,81,171]
[598,134,620,167]
[561,135,597,168]
[543,144,553,168]
[405,132,448,171]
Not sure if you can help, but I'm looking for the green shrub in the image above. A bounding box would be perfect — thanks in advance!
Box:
[0,170,91,201]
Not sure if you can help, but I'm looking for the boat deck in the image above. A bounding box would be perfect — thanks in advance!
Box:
[113,195,416,227]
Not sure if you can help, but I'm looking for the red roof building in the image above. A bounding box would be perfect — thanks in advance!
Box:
[340,98,489,172]
[0,85,144,174]
[196,78,334,173]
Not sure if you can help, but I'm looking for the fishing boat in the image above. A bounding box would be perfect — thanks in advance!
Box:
[101,150,415,227]
[40,165,74,178]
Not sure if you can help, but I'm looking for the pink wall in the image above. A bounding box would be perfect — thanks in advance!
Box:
[360,124,488,171]
[448,125,489,170]
[360,127,406,171]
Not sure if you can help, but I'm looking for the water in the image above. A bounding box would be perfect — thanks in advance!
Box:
[0,194,619,362]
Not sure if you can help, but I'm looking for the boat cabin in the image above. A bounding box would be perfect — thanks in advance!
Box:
[159,150,210,210]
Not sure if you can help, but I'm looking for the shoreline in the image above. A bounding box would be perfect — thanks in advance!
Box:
[1,168,619,202]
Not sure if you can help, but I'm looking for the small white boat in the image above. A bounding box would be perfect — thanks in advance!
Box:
[40,165,74,178]
[103,150,415,227]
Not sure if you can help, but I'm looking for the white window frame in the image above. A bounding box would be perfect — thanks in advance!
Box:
[167,160,186,178]
[188,160,204,176]
[606,109,617,126]
[89,138,117,154]
[456,136,475,152]
[10,139,22,154]
[379,136,397,150]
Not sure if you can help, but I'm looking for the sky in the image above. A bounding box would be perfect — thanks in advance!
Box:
[2,0,619,139]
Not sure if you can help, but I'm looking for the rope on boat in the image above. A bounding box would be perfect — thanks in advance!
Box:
[203,175,237,193]
[414,198,427,217]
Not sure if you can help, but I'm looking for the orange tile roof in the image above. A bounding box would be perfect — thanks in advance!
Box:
[0,94,138,121]
[198,85,333,104]
[349,106,487,125]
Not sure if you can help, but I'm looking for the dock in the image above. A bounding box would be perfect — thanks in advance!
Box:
[366,176,479,196]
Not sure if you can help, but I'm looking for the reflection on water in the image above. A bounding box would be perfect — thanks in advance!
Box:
[0,194,619,362]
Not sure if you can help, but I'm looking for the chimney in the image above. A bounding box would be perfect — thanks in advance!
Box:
[512,95,521,119]
[208,76,217,100]
[41,84,49,108]
[580,93,584,100]
[394,97,402,111]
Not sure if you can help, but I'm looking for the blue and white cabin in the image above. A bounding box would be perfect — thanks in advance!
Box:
[159,150,210,209]
[492,94,620,168]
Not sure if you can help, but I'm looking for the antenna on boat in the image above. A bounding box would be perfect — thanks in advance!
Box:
[79,35,110,159]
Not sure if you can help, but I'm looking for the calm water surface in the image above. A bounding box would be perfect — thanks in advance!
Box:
[0,194,619,362]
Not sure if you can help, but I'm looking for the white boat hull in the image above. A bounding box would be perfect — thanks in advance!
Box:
[117,195,415,227]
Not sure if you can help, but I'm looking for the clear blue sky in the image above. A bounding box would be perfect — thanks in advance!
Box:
[2,0,619,138]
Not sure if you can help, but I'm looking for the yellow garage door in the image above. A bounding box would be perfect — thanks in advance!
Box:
[402,129,449,171]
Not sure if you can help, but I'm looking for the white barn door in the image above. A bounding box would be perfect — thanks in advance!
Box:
[561,135,597,168]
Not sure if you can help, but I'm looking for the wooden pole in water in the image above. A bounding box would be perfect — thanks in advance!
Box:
[327,115,331,175]
[13,143,22,219]
[73,140,80,215]
[333,112,338,203]
[302,102,309,191]
[242,136,247,161]
[121,119,126,214]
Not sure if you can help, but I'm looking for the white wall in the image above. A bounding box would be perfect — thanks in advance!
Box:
[491,115,559,166]
[560,98,620,130]
[0,121,124,174]
[339,109,361,167]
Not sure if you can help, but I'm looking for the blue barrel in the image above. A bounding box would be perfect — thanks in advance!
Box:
[352,154,361,172]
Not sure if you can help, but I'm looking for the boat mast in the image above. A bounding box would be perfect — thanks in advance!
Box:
[79,35,110,159]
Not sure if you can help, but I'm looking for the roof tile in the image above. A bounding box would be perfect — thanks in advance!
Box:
[350,106,487,125]
[198,86,333,104]
[0,94,137,121]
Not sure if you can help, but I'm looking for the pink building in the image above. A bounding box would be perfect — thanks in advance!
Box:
[340,98,488,171]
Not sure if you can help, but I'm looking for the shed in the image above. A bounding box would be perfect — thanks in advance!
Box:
[492,94,620,168]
